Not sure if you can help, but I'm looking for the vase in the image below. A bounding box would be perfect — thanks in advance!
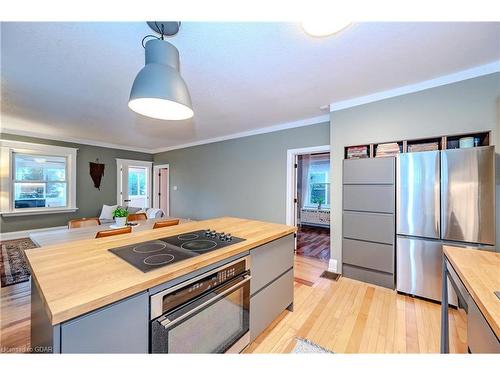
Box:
[115,217,127,227]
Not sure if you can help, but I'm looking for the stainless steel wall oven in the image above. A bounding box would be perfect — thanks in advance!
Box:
[150,257,251,353]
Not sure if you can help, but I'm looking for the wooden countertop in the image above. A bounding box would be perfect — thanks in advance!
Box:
[25,217,296,325]
[444,246,500,338]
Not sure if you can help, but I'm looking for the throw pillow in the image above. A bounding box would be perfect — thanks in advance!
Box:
[99,204,118,220]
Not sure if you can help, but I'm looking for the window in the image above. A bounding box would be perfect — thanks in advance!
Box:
[14,154,67,209]
[305,155,330,209]
[0,140,78,216]
[128,167,147,197]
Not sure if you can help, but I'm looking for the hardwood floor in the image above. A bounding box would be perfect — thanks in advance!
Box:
[0,255,467,354]
[0,281,30,353]
[295,226,330,262]
[246,255,467,354]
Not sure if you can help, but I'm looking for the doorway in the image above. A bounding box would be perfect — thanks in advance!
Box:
[116,159,153,208]
[286,146,331,263]
[153,164,170,216]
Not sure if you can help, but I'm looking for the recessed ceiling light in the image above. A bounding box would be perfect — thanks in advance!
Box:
[301,20,352,37]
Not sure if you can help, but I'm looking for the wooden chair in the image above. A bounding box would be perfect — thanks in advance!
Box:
[127,213,148,222]
[153,219,180,229]
[95,226,132,238]
[68,217,101,229]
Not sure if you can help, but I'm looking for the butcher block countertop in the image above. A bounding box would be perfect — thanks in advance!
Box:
[25,217,296,325]
[444,246,500,338]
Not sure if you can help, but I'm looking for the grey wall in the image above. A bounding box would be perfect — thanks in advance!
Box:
[330,72,500,272]
[154,122,330,223]
[0,133,153,233]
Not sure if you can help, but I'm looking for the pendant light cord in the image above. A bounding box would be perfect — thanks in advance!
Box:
[141,22,165,48]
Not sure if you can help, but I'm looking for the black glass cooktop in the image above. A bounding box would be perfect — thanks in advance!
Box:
[108,229,245,273]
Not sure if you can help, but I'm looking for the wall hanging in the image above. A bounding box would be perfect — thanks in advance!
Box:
[89,158,105,190]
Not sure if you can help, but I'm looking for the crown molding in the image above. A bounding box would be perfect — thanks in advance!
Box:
[1,114,330,155]
[0,126,153,154]
[149,114,331,153]
[329,61,500,112]
[3,62,497,154]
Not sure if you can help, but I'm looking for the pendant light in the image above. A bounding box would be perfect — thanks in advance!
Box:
[129,22,193,120]
[301,20,351,37]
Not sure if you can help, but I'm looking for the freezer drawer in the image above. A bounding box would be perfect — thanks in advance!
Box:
[441,146,495,245]
[397,237,456,304]
[397,151,440,239]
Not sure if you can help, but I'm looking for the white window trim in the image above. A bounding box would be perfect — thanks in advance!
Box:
[0,140,78,216]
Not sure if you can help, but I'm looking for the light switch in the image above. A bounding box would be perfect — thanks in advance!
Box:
[173,186,178,191]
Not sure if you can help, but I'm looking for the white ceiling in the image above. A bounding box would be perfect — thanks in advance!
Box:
[1,22,499,152]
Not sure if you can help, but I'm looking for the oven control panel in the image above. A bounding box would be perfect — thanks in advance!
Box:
[161,259,248,314]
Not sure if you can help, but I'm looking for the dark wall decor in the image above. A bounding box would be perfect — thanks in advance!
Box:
[89,158,105,190]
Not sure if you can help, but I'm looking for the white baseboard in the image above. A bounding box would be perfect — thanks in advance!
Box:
[0,225,67,241]
[328,259,338,273]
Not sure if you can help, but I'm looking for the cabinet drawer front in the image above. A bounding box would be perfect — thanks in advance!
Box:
[250,269,294,341]
[343,238,394,273]
[468,298,500,353]
[61,292,148,353]
[250,234,294,295]
[343,185,395,213]
[343,158,395,184]
[342,264,394,289]
[343,212,394,245]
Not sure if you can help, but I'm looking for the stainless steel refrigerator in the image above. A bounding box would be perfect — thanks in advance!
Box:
[396,146,495,302]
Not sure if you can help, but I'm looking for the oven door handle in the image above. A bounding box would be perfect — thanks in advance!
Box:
[160,275,251,330]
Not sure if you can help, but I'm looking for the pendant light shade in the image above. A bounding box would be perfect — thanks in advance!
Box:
[129,38,193,120]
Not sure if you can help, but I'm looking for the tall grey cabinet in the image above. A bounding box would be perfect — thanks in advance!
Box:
[342,158,396,289]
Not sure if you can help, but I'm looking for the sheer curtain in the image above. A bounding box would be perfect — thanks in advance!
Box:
[300,155,311,210]
[302,153,330,208]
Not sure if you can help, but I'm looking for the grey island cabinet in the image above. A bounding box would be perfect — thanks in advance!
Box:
[249,234,294,341]
[31,278,150,354]
[28,217,296,354]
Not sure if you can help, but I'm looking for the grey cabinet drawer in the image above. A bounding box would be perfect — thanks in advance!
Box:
[61,292,149,353]
[468,298,500,353]
[343,238,394,273]
[250,234,294,295]
[343,264,394,289]
[250,269,294,341]
[343,158,395,184]
[343,185,395,213]
[343,211,394,245]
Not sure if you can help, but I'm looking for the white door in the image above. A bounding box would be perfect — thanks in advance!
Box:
[116,159,152,208]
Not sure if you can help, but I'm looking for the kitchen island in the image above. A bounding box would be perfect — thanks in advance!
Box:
[441,246,500,353]
[25,217,296,353]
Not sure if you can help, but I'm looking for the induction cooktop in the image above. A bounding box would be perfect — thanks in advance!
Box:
[108,229,245,272]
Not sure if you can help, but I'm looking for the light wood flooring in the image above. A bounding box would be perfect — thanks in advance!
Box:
[0,256,467,353]
[246,256,467,353]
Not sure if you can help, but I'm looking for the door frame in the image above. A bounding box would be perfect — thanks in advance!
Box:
[116,158,153,207]
[152,163,170,216]
[285,145,330,226]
